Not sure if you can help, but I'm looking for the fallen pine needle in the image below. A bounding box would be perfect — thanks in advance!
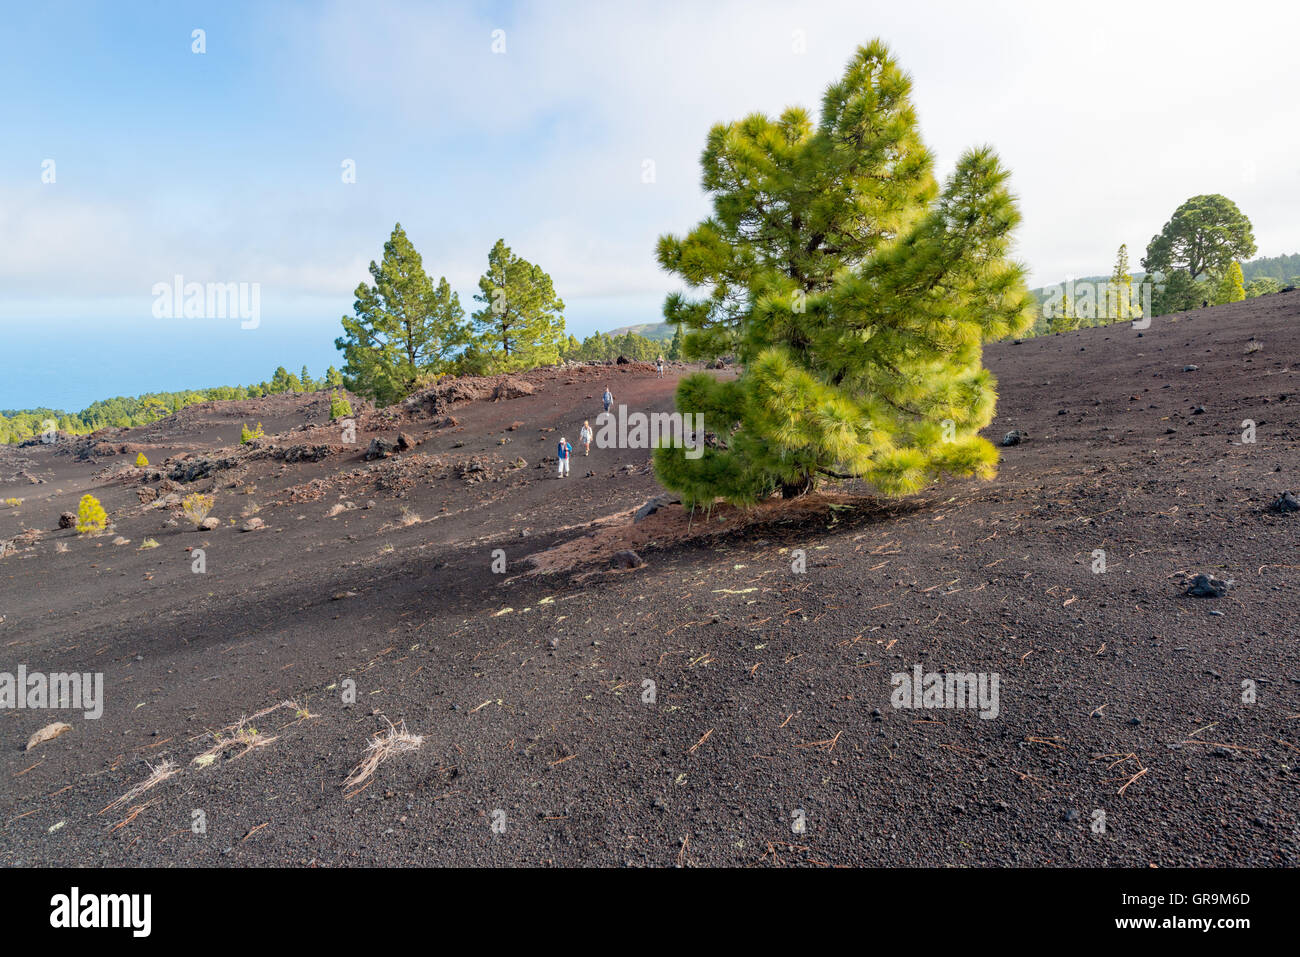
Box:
[1117,766,1149,796]
[688,729,714,754]
[241,822,270,842]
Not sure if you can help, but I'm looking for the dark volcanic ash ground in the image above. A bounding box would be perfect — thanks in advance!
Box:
[1,294,1298,867]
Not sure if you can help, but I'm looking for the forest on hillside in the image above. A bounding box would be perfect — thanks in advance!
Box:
[1,328,675,444]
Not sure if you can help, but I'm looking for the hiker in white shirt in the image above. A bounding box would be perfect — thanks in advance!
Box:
[579,420,593,455]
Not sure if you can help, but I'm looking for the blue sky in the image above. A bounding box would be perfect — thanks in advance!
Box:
[3,0,1298,410]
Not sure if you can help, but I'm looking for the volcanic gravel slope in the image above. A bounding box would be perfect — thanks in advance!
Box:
[1,294,1298,868]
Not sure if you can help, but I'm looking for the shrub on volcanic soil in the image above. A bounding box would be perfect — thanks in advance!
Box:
[1215,261,1246,305]
[135,452,149,467]
[652,40,1034,507]
[180,493,214,527]
[75,494,108,534]
[240,422,264,444]
[329,392,352,420]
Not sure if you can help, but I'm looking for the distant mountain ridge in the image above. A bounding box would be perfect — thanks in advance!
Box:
[1029,252,1298,302]
[607,321,674,342]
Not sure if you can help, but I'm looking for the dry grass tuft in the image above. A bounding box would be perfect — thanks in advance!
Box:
[192,724,279,766]
[180,493,215,528]
[343,718,423,796]
[101,759,179,814]
[189,699,316,767]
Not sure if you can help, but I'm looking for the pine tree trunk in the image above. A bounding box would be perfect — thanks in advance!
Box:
[780,473,813,498]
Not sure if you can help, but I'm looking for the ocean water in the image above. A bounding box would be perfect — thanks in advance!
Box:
[1,315,348,413]
[0,298,658,412]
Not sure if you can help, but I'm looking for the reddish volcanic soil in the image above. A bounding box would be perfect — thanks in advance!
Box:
[1,294,1298,867]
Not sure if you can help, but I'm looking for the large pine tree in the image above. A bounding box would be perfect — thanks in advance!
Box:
[653,40,1035,505]
[1142,195,1256,282]
[336,223,469,404]
[1108,244,1137,324]
[470,239,566,373]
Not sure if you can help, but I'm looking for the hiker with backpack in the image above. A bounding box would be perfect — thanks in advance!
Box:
[602,387,613,413]
[656,355,665,378]
[557,436,573,477]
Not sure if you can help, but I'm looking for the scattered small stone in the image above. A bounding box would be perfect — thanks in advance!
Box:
[1183,364,1199,372]
[1184,573,1230,598]
[610,549,645,570]
[634,493,681,524]
[365,437,397,460]
[58,512,77,529]
[241,517,266,532]
[199,517,220,531]
[1001,430,1026,447]
[1266,491,1299,514]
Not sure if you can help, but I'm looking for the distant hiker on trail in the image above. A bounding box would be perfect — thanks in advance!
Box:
[602,387,613,413]
[656,355,665,378]
[557,437,572,477]
[579,420,593,455]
